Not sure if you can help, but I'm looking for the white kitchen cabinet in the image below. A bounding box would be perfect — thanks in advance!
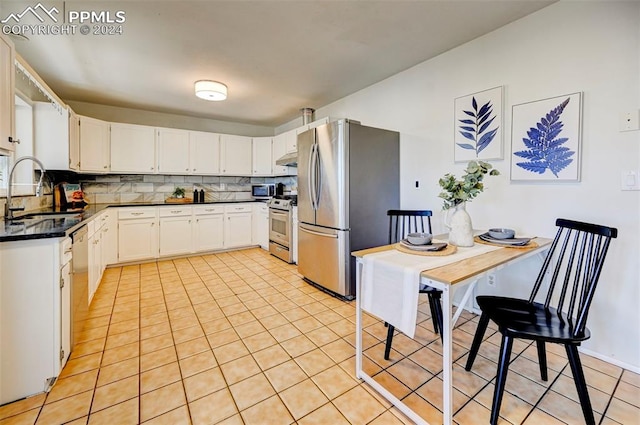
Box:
[280,128,297,154]
[0,33,15,151]
[252,202,269,250]
[252,137,272,176]
[193,205,224,251]
[190,131,220,175]
[33,102,70,170]
[159,207,193,256]
[220,134,252,175]
[292,206,298,264]
[118,208,158,262]
[79,115,110,173]
[0,237,69,404]
[68,109,80,171]
[224,204,253,248]
[88,223,102,303]
[100,209,118,266]
[110,123,156,173]
[157,127,190,174]
[272,132,292,175]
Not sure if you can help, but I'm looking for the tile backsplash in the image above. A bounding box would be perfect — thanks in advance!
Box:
[56,173,297,204]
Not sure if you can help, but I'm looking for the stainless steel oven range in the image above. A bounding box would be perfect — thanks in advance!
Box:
[267,196,296,263]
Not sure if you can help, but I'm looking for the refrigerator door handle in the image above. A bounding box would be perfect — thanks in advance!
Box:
[314,143,321,210]
[308,143,317,211]
[299,226,339,239]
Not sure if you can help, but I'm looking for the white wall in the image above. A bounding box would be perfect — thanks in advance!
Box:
[305,2,640,369]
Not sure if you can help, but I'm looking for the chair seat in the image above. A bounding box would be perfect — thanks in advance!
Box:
[476,295,591,344]
[419,284,441,294]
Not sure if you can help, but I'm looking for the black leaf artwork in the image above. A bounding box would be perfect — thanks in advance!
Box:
[457,96,499,156]
[513,98,574,177]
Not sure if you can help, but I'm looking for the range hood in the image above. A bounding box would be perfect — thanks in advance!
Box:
[275,151,298,167]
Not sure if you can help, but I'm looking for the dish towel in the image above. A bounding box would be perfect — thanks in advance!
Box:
[361,242,500,338]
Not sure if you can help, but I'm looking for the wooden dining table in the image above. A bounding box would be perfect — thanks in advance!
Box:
[352,236,552,425]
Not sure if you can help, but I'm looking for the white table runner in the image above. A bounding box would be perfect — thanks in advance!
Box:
[361,242,500,338]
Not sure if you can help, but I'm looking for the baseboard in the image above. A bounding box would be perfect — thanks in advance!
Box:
[578,347,640,374]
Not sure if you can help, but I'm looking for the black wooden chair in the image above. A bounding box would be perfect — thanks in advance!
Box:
[464,218,617,425]
[384,209,443,360]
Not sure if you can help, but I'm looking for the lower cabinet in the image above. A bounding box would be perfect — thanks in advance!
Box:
[194,205,225,251]
[0,237,69,404]
[253,203,269,250]
[159,207,193,256]
[224,204,253,248]
[118,208,158,262]
[88,226,101,303]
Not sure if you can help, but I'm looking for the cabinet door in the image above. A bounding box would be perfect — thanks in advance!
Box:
[220,134,252,175]
[33,103,70,170]
[101,211,118,266]
[194,214,224,251]
[272,133,290,175]
[157,128,190,174]
[88,231,101,303]
[79,116,110,172]
[190,131,220,175]
[159,215,193,256]
[68,109,80,171]
[252,204,269,250]
[284,129,298,153]
[252,137,272,176]
[0,33,15,151]
[224,212,253,248]
[59,261,71,369]
[118,218,158,262]
[110,123,156,173]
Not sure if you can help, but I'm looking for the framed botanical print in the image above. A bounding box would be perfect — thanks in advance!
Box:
[454,86,503,162]
[510,92,582,182]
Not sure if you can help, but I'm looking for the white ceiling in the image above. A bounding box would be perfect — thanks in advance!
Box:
[3,0,555,127]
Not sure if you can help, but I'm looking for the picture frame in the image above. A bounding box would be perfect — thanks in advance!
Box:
[510,92,582,182]
[454,86,503,162]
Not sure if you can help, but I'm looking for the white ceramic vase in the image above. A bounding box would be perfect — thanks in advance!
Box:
[445,202,474,247]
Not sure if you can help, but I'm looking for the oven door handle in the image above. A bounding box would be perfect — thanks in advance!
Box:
[270,210,289,218]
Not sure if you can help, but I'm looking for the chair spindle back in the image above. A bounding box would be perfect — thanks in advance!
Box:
[387,210,433,244]
[527,218,617,337]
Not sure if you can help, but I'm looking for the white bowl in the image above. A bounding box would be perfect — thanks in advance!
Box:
[406,232,432,245]
[488,228,515,239]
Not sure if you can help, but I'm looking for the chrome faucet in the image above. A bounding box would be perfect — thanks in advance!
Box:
[4,156,47,220]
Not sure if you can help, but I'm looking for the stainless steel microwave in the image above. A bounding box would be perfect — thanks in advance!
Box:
[251,184,274,199]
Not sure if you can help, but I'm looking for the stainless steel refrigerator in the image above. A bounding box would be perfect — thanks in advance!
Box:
[297,119,399,299]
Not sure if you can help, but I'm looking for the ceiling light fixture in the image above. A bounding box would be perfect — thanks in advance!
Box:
[194,80,227,101]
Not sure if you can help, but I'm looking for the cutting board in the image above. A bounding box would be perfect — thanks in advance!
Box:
[165,197,194,204]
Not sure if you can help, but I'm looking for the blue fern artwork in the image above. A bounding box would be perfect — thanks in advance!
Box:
[513,98,574,177]
[457,96,499,156]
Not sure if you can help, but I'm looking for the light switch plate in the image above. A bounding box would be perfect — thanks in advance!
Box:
[621,171,640,191]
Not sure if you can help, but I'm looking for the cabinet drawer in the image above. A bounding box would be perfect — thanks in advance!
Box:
[224,204,252,214]
[158,207,192,217]
[194,205,224,215]
[254,203,268,213]
[118,208,157,220]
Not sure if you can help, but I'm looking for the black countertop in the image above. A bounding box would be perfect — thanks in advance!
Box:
[0,200,260,243]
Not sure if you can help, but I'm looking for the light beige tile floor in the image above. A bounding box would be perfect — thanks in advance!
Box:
[1,248,638,424]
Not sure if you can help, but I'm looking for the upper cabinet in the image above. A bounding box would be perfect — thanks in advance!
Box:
[79,115,110,173]
[280,129,297,154]
[190,131,220,175]
[272,133,290,175]
[68,109,80,171]
[252,137,272,176]
[220,134,252,175]
[0,33,16,151]
[110,123,156,173]
[157,127,190,174]
[33,102,70,170]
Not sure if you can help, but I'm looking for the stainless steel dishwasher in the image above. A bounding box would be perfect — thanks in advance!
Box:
[70,225,89,350]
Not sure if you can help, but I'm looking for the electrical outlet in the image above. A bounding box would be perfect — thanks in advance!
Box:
[620,110,640,131]
[487,273,496,286]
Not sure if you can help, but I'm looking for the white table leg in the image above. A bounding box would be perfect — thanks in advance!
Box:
[442,284,453,425]
[355,259,363,379]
